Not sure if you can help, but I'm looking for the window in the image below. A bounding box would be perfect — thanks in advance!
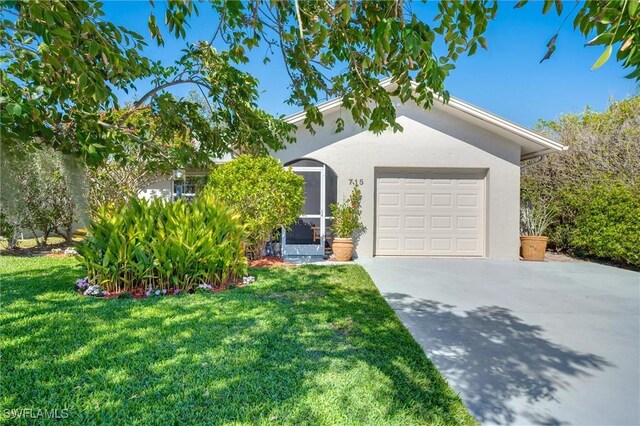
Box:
[173,175,207,201]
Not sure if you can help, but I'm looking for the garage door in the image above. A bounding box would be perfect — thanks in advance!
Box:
[376,170,485,257]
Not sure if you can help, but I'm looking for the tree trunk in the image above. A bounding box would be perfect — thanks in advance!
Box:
[30,227,42,247]
[57,225,74,243]
[65,228,73,243]
[7,229,20,250]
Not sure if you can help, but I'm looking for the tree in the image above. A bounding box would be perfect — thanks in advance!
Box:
[522,96,640,265]
[85,161,162,218]
[0,204,19,249]
[2,0,638,168]
[1,1,293,168]
[205,155,304,260]
[523,96,640,201]
[0,146,78,246]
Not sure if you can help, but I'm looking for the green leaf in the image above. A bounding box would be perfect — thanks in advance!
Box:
[9,103,22,116]
[599,8,620,24]
[51,27,73,42]
[629,0,638,16]
[554,0,563,15]
[592,45,612,70]
[89,41,100,56]
[586,32,613,46]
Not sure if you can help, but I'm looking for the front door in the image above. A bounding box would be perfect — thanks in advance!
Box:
[282,166,326,256]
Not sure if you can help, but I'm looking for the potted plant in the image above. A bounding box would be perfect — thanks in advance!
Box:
[520,200,555,261]
[329,184,365,261]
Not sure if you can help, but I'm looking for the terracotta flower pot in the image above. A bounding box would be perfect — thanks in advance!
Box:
[332,237,354,261]
[520,236,548,261]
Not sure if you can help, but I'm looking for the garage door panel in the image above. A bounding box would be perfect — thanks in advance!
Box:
[378,176,401,184]
[431,216,452,230]
[457,216,479,230]
[377,238,399,251]
[457,179,481,187]
[405,175,429,185]
[456,238,479,252]
[405,238,426,251]
[457,193,480,208]
[376,170,485,257]
[430,238,452,252]
[405,193,426,207]
[431,178,453,186]
[431,194,453,207]
[378,215,400,229]
[405,215,426,229]
[379,193,400,207]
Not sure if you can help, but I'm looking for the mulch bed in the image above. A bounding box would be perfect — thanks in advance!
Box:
[96,281,255,300]
[249,256,296,268]
[104,288,148,300]
[1,241,79,257]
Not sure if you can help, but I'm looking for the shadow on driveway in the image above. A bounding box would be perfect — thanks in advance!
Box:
[384,294,611,425]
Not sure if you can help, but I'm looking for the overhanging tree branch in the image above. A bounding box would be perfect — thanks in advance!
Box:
[118,79,211,125]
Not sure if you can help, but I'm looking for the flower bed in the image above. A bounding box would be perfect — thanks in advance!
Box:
[74,275,256,299]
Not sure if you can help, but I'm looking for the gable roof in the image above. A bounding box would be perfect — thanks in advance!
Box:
[285,78,567,161]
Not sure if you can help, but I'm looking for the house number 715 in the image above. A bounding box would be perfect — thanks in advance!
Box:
[349,179,364,186]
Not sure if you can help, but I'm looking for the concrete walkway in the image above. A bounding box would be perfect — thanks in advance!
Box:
[358,258,640,425]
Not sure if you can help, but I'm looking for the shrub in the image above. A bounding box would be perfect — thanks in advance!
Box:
[522,96,640,265]
[78,194,247,293]
[330,184,365,238]
[568,183,640,267]
[205,155,304,260]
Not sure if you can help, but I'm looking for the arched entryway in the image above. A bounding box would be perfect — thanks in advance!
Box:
[282,159,337,256]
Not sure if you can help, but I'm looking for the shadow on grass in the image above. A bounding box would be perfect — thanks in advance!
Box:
[383,293,612,425]
[1,259,473,424]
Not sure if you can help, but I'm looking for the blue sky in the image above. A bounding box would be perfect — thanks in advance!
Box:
[103,1,637,128]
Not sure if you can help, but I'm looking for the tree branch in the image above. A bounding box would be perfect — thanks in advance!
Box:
[118,79,210,125]
[97,120,172,161]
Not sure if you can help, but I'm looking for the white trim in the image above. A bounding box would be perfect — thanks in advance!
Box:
[282,166,326,256]
[284,78,568,159]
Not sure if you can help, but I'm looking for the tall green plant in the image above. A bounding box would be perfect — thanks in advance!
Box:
[78,195,247,292]
[330,184,365,239]
[205,155,304,260]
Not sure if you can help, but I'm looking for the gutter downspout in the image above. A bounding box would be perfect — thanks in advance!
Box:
[520,154,547,170]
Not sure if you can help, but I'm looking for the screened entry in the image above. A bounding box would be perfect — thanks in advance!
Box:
[282,159,337,256]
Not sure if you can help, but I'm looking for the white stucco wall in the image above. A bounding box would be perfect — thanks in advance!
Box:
[138,179,172,201]
[273,101,522,259]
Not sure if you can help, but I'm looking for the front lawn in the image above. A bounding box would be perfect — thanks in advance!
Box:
[0,256,474,425]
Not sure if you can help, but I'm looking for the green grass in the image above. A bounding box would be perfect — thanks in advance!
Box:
[0,256,475,425]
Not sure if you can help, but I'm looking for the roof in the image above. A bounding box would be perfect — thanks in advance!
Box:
[285,78,567,160]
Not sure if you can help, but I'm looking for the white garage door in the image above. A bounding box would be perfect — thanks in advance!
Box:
[376,170,485,257]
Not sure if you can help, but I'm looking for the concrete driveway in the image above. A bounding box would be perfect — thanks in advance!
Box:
[358,258,640,425]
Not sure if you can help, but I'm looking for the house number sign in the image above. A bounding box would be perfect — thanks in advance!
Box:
[349,179,364,186]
